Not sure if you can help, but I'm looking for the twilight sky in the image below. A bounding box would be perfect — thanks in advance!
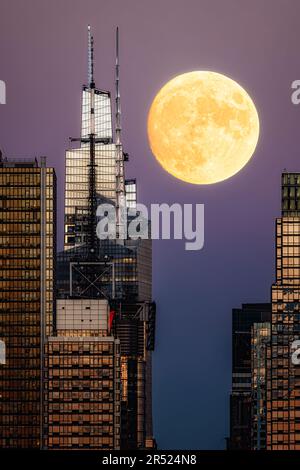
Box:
[1,0,300,449]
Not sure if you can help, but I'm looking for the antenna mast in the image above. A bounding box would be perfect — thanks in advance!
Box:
[115,27,126,241]
[88,25,95,88]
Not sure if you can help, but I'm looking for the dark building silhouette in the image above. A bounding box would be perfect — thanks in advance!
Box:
[228,303,271,450]
[251,321,270,449]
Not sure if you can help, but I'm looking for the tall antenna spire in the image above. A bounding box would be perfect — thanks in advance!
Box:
[87,25,96,252]
[88,25,94,88]
[115,26,121,146]
[115,26,126,241]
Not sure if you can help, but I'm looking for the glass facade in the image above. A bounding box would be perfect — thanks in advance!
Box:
[81,87,113,142]
[64,83,119,251]
[251,322,270,450]
[64,145,117,250]
[228,173,300,450]
[57,240,141,301]
[0,158,56,448]
[125,179,136,210]
[267,173,300,449]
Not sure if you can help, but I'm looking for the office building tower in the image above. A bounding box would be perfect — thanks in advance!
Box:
[45,299,121,449]
[55,26,156,449]
[227,303,271,450]
[267,172,300,449]
[0,155,56,448]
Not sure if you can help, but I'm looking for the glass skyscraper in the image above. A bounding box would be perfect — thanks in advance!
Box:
[267,172,300,449]
[55,26,156,449]
[228,173,300,450]
[0,155,56,448]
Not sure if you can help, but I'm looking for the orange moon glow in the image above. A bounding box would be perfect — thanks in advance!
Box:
[147,71,259,185]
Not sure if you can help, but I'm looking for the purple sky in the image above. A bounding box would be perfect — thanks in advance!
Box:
[1,0,300,449]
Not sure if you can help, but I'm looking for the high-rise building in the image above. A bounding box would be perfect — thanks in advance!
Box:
[227,303,271,450]
[0,155,56,448]
[55,26,156,450]
[267,172,300,449]
[45,299,121,449]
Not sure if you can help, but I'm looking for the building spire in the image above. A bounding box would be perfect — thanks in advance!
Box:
[88,25,94,88]
[115,26,121,145]
[87,25,96,252]
[115,26,126,241]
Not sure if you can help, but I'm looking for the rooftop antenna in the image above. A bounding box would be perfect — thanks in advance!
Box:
[88,24,95,88]
[115,26,121,147]
[115,26,126,242]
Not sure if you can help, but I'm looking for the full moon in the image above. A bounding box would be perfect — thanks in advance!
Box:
[147,71,259,185]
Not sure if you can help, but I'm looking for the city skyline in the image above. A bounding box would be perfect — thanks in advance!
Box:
[0,22,156,450]
[1,0,300,449]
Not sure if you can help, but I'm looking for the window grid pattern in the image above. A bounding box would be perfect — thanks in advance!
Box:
[64,146,117,249]
[268,173,300,449]
[81,88,113,141]
[125,180,136,210]
[45,338,120,449]
[0,165,55,448]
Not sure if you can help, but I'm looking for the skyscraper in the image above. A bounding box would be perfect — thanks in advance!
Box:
[227,303,271,450]
[229,173,300,450]
[0,155,56,448]
[267,172,300,449]
[55,26,156,450]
